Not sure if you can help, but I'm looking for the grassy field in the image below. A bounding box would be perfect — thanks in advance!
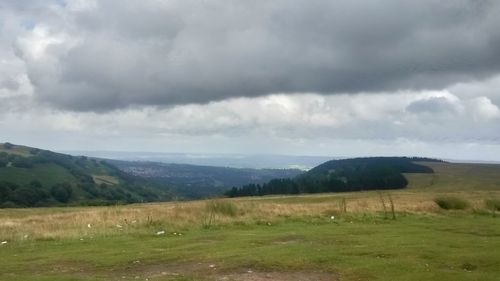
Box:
[1,162,500,281]
[0,163,77,187]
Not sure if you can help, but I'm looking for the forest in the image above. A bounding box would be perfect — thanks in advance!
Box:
[225,157,440,197]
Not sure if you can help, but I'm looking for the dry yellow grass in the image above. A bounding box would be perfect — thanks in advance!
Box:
[92,175,120,185]
[1,189,498,241]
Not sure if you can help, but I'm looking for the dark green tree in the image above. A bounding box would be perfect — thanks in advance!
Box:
[50,183,73,203]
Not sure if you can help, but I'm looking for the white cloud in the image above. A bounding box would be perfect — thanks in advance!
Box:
[466,97,500,120]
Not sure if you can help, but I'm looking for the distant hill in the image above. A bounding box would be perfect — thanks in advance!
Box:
[63,150,333,169]
[225,157,443,197]
[0,143,169,207]
[109,160,303,199]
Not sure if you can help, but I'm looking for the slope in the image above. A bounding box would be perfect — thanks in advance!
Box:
[226,157,442,197]
[0,143,168,207]
[405,161,500,191]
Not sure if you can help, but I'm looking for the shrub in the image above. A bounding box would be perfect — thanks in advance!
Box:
[434,196,469,210]
[485,199,500,211]
[10,188,40,207]
[50,183,73,203]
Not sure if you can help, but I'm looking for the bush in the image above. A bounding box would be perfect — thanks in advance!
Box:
[434,196,469,210]
[485,199,500,211]
[50,183,73,203]
[10,188,40,207]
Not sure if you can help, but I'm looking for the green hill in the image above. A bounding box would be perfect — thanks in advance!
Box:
[405,161,500,191]
[0,143,168,207]
[225,157,443,197]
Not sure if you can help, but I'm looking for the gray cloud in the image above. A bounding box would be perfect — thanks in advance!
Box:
[0,78,19,90]
[2,1,500,161]
[4,0,500,111]
[406,97,459,114]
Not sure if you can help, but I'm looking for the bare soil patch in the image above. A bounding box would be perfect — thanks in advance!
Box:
[128,261,337,281]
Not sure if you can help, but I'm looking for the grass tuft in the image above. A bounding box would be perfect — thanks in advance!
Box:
[205,200,239,217]
[434,196,469,210]
[202,200,239,229]
[485,199,500,211]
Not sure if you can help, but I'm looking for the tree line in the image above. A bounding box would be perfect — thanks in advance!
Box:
[0,180,162,208]
[225,157,437,198]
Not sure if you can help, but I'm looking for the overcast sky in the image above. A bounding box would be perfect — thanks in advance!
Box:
[1,0,500,161]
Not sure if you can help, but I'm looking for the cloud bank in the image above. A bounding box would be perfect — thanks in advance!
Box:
[1,0,500,160]
[4,0,500,111]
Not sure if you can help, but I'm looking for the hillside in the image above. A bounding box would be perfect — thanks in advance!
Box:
[110,160,302,199]
[0,143,168,207]
[405,161,500,191]
[226,157,443,197]
[1,182,500,281]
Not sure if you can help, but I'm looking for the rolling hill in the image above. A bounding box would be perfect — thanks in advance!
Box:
[0,143,303,206]
[225,157,445,197]
[0,143,168,207]
[405,161,500,191]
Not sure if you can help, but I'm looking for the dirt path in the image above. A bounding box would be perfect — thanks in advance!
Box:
[137,261,338,281]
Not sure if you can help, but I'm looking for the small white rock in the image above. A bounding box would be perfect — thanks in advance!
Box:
[156,230,165,235]
[116,224,123,228]
[330,216,335,220]
[87,224,92,228]
[1,241,7,245]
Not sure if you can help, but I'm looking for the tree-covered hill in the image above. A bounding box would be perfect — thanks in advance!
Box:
[225,157,442,197]
[0,143,169,207]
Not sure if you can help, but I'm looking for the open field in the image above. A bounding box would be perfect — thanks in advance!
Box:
[0,163,77,187]
[1,162,500,281]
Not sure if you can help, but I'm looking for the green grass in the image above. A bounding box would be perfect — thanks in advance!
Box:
[0,215,500,280]
[405,162,500,191]
[485,199,500,211]
[0,163,77,186]
[1,212,499,281]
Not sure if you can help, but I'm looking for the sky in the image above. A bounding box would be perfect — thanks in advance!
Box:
[1,0,500,161]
